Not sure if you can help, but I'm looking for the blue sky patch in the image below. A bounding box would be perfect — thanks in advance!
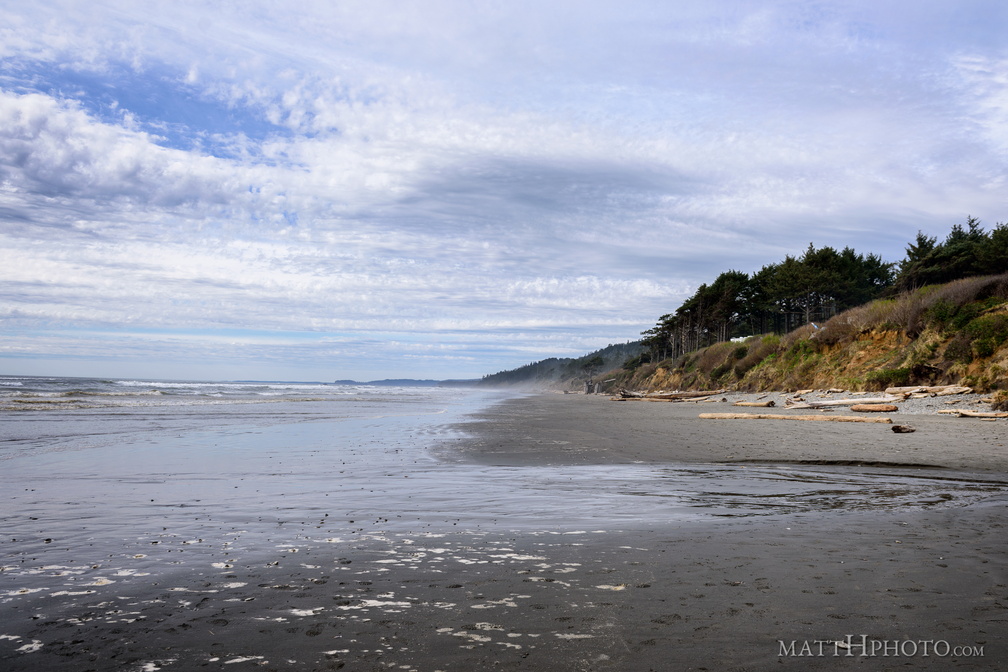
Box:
[2,59,288,158]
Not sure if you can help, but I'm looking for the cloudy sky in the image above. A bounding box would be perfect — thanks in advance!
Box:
[1,1,1006,382]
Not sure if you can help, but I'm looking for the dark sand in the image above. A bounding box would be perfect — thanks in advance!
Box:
[457,393,1008,473]
[2,394,1007,671]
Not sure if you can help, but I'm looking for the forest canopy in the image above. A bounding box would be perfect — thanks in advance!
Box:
[642,217,1007,363]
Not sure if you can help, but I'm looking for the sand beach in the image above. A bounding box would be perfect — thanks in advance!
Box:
[1,389,1006,671]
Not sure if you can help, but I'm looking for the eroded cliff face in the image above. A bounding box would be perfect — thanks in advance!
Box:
[612,323,1008,395]
[605,276,1008,395]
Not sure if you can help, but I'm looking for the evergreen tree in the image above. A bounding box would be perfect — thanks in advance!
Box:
[643,214,1001,361]
[894,216,1004,291]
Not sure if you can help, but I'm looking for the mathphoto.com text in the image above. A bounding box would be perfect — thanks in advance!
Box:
[779,635,984,658]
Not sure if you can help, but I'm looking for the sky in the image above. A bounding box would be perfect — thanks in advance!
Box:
[1,1,1006,382]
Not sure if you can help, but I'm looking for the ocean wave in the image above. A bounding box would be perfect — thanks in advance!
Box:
[4,398,103,409]
[111,380,337,396]
[100,390,164,396]
[1,395,334,411]
[0,376,436,411]
[0,390,161,399]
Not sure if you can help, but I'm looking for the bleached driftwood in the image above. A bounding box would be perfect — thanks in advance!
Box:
[649,390,724,400]
[785,395,902,410]
[850,404,898,412]
[615,395,715,403]
[613,396,674,402]
[936,410,1008,418]
[615,395,713,403]
[618,389,723,401]
[933,386,974,396]
[699,413,892,424]
[628,394,717,405]
[885,385,973,396]
[733,400,775,407]
[885,386,930,395]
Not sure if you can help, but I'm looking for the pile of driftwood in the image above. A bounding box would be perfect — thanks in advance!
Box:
[615,389,724,403]
[783,384,974,411]
[617,384,1004,424]
[885,385,973,396]
[699,412,893,424]
[937,409,1008,418]
[784,395,902,410]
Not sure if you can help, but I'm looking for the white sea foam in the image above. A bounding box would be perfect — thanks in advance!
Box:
[4,587,47,597]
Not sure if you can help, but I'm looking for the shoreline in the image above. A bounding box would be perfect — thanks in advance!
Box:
[448,392,1008,474]
[2,391,1006,670]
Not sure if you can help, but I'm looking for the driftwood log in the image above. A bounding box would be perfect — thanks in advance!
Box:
[885,385,973,396]
[936,410,1008,418]
[699,413,892,424]
[733,400,775,407]
[615,395,710,403]
[850,403,899,412]
[891,425,916,433]
[617,389,725,402]
[785,395,902,410]
[613,396,658,402]
[646,390,724,400]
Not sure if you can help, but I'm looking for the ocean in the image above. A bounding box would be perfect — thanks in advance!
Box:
[0,376,506,553]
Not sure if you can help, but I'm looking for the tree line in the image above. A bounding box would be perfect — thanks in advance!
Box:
[641,217,1007,364]
[895,216,1008,292]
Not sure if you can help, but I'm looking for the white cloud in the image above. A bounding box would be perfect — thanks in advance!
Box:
[0,91,275,219]
[951,54,1008,157]
[1,1,1006,379]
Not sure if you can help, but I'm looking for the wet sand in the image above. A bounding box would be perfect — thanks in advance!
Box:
[454,393,1008,473]
[2,393,1007,671]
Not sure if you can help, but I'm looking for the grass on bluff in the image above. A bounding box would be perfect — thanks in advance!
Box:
[614,272,1008,394]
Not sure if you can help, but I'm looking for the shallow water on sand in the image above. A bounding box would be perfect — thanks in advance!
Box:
[3,383,1006,573]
